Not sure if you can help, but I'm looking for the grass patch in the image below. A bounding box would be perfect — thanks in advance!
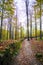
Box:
[37,37,43,41]
[0,40,3,43]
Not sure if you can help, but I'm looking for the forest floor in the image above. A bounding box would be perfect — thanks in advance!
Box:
[0,39,43,65]
[13,39,43,65]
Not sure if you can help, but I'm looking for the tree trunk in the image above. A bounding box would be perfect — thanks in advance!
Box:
[30,14,32,39]
[0,0,5,40]
[7,24,9,40]
[15,8,18,40]
[40,0,42,39]
[25,0,29,40]
[34,8,37,40]
[11,26,14,40]
[8,17,12,39]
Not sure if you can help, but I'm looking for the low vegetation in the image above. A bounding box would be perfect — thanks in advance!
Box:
[0,40,22,65]
[30,39,43,64]
[35,52,43,62]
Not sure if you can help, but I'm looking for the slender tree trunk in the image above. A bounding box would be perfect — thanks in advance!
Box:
[15,21,17,40]
[0,0,5,40]
[40,0,42,39]
[0,5,3,39]
[11,26,14,40]
[25,0,29,40]
[0,10,3,40]
[34,8,37,40]
[30,14,32,39]
[15,8,18,40]
[8,16,12,39]
[21,27,22,39]
[9,19,12,39]
[7,24,9,40]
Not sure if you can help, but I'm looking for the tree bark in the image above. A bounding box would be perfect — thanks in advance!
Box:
[0,0,5,40]
[30,14,32,39]
[40,0,42,39]
[34,7,37,40]
[25,0,29,40]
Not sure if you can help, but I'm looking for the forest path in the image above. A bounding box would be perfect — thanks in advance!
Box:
[13,39,41,65]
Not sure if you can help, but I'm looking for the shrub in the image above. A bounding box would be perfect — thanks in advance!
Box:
[0,40,3,43]
[0,41,22,65]
[9,41,22,56]
[35,53,42,59]
[0,49,12,65]
[35,52,43,62]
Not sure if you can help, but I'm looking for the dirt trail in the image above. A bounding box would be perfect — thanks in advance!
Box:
[13,39,41,65]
